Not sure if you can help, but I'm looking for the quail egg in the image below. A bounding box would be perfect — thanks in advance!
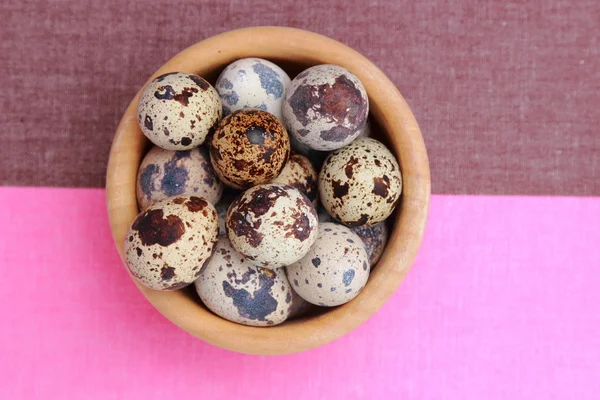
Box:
[319,138,402,226]
[285,222,369,306]
[210,109,290,189]
[136,146,222,210]
[124,196,219,291]
[282,64,368,151]
[137,72,221,150]
[216,58,291,121]
[226,183,318,269]
[195,236,293,326]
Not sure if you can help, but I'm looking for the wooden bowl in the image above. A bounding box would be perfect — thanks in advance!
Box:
[106,26,430,355]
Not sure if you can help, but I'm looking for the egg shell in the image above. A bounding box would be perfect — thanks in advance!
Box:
[319,138,402,226]
[351,221,389,267]
[194,237,293,326]
[136,146,223,210]
[282,64,369,151]
[216,58,291,121]
[272,153,318,207]
[124,196,219,291]
[137,72,222,150]
[285,222,369,306]
[210,109,290,189]
[226,183,319,269]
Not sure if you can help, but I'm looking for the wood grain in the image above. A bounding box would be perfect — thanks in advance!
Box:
[105,26,430,355]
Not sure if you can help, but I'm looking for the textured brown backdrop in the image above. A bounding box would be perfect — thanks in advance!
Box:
[1,0,598,194]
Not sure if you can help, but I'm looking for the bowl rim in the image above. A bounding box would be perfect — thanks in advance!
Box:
[106,26,430,355]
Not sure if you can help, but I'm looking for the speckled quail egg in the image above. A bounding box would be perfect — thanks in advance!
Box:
[124,196,219,291]
[210,109,290,189]
[319,138,402,226]
[136,146,223,210]
[226,183,318,269]
[282,64,369,151]
[137,72,221,150]
[216,58,291,121]
[194,236,293,326]
[285,222,369,306]
[351,221,389,267]
[272,153,318,207]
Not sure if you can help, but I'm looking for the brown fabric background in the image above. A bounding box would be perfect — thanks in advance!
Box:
[1,0,598,194]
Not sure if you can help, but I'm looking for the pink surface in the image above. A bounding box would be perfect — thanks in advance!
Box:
[1,187,599,399]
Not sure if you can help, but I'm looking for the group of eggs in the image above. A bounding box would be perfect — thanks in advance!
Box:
[124,58,402,326]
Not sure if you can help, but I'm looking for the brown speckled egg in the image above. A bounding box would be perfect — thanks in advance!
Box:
[136,146,223,210]
[124,196,219,291]
[226,183,318,269]
[272,153,318,207]
[282,65,368,151]
[351,221,389,267]
[285,222,369,306]
[319,138,402,226]
[195,237,293,326]
[210,109,290,189]
[137,72,221,150]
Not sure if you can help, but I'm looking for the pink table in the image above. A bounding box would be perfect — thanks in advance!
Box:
[1,187,598,399]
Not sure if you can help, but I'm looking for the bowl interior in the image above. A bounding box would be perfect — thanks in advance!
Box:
[106,26,430,355]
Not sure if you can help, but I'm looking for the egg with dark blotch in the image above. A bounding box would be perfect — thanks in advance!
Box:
[124,196,219,291]
[351,221,388,267]
[226,183,318,269]
[136,146,223,210]
[319,138,402,226]
[194,236,293,326]
[210,109,290,190]
[282,64,369,151]
[137,72,221,150]
[216,58,291,121]
[285,222,369,306]
[272,153,319,207]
